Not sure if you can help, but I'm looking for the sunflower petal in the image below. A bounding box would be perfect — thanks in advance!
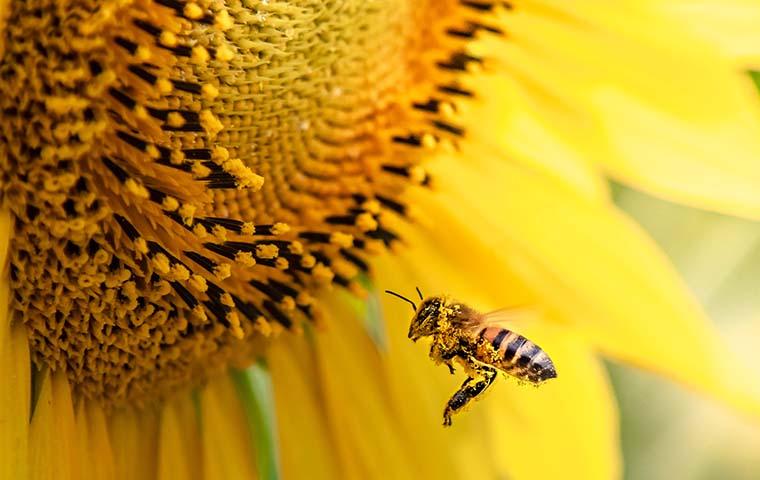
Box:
[310,294,419,479]
[458,73,609,202]
[592,88,760,220]
[29,370,76,480]
[477,2,760,219]
[158,398,195,480]
[173,394,203,480]
[110,406,159,480]
[74,402,92,479]
[411,151,760,417]
[0,206,34,478]
[0,208,29,480]
[78,400,116,480]
[268,336,343,480]
[624,0,760,67]
[199,375,258,480]
[0,318,30,480]
[90,404,117,480]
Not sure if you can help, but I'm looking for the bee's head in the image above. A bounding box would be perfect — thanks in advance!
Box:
[385,288,444,341]
[407,297,443,342]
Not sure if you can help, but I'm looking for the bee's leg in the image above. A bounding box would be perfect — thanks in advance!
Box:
[440,349,457,375]
[442,365,498,427]
[443,376,472,427]
[431,342,460,375]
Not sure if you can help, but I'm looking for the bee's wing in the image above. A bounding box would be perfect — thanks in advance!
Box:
[464,305,541,333]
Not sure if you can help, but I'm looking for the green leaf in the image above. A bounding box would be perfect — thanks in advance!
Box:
[232,362,281,480]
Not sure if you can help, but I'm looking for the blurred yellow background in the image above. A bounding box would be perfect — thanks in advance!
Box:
[612,184,760,480]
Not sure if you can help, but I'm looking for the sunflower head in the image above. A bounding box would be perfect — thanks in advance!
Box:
[0,0,510,403]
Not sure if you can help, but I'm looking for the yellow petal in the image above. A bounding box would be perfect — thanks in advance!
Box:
[310,294,419,479]
[75,400,116,480]
[623,0,760,67]
[29,370,74,480]
[74,402,92,478]
[0,315,30,480]
[86,401,115,480]
[593,89,760,221]
[172,394,203,480]
[518,0,759,58]
[199,375,258,480]
[476,3,760,219]
[409,150,760,417]
[158,398,194,480]
[458,73,609,202]
[0,208,28,479]
[268,338,343,480]
[109,406,159,480]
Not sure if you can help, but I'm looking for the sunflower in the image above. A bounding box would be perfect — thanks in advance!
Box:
[2,1,760,479]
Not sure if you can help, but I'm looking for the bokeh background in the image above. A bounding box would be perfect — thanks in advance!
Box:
[611,184,760,480]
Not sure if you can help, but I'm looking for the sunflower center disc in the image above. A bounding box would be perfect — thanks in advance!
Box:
[0,0,489,403]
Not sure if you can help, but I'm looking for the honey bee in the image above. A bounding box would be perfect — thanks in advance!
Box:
[386,288,557,427]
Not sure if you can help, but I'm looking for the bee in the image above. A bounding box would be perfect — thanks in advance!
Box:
[386,288,557,427]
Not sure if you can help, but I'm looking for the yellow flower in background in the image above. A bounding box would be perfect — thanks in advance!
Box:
[1,1,760,480]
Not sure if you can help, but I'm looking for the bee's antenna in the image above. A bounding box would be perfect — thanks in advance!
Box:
[415,287,423,301]
[385,290,417,312]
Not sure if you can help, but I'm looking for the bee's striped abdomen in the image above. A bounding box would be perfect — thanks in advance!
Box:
[477,327,557,384]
